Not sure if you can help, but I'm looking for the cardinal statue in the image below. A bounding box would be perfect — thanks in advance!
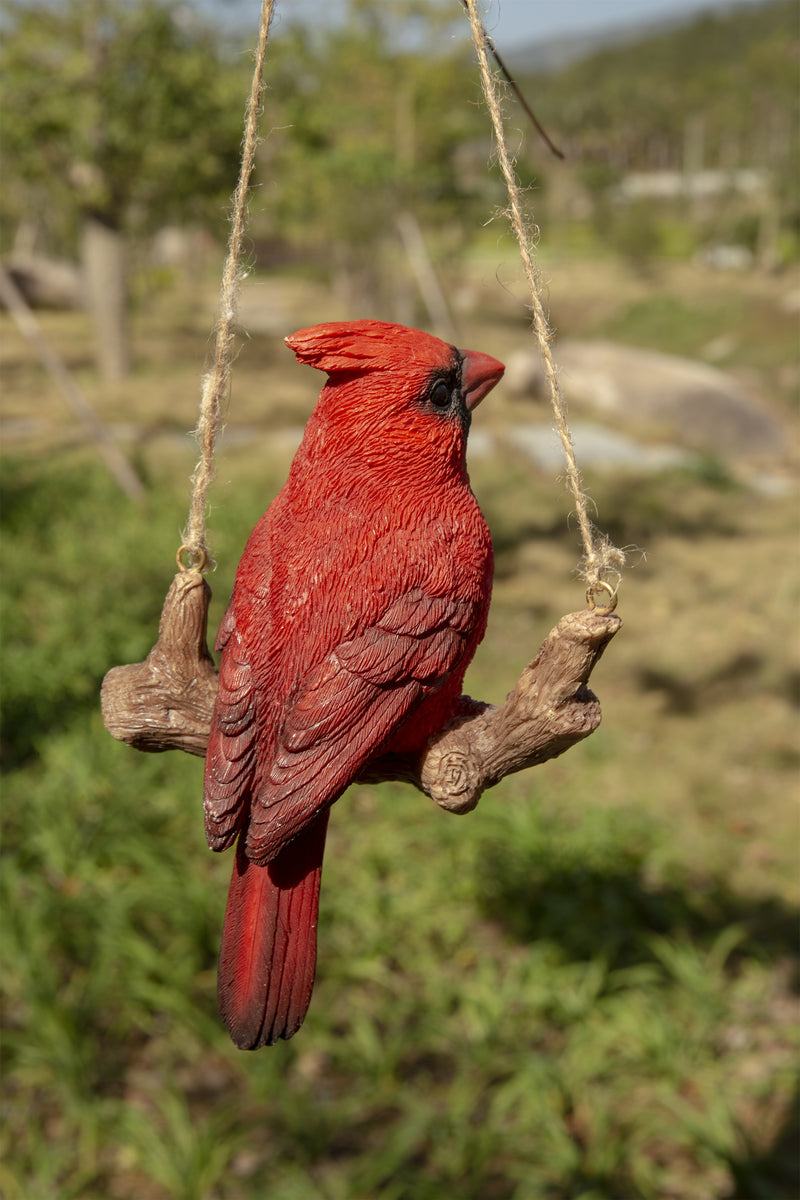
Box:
[203,320,504,1048]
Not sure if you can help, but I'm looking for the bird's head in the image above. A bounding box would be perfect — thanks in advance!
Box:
[285,320,504,481]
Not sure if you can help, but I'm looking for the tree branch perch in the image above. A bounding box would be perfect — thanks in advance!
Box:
[101,571,620,809]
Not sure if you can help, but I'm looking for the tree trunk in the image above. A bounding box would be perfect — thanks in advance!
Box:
[82,212,130,381]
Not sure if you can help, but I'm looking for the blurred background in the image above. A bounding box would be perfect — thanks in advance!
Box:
[1,1,797,1197]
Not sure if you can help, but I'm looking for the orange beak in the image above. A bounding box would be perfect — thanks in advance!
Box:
[461,349,505,410]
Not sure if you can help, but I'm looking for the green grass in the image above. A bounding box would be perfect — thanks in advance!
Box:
[2,242,799,1200]
[1,442,797,1200]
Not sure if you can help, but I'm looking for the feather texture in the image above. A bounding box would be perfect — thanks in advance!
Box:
[217,811,329,1049]
[204,320,504,1047]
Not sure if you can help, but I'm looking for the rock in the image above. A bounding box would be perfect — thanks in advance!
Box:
[504,347,545,397]
[5,255,83,309]
[507,421,690,472]
[505,339,786,459]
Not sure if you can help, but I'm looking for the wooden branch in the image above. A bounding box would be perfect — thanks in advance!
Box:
[417,609,617,812]
[101,570,218,756]
[101,571,621,808]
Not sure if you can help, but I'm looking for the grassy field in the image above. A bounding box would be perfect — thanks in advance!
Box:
[1,253,798,1200]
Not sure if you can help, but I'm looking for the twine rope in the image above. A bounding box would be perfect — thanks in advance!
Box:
[180,0,276,572]
[465,0,625,602]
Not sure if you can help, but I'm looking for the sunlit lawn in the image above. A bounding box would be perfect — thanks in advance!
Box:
[1,259,797,1199]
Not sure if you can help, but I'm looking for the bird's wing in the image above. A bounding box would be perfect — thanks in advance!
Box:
[204,606,260,852]
[244,588,476,863]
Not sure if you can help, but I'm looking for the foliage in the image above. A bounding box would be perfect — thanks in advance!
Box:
[513,0,799,266]
[521,0,798,176]
[253,7,495,306]
[1,4,798,1192]
[2,0,796,280]
[0,0,247,246]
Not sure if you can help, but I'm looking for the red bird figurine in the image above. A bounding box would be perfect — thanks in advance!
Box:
[203,320,504,1048]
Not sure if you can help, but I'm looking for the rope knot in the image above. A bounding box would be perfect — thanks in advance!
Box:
[465,0,625,607]
[180,0,275,574]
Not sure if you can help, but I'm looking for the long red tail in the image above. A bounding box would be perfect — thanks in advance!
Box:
[217,810,330,1049]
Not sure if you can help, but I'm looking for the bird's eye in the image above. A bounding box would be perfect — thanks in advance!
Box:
[429,379,451,408]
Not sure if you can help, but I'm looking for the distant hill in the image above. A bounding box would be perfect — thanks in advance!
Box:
[508,0,797,178]
[502,0,785,74]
